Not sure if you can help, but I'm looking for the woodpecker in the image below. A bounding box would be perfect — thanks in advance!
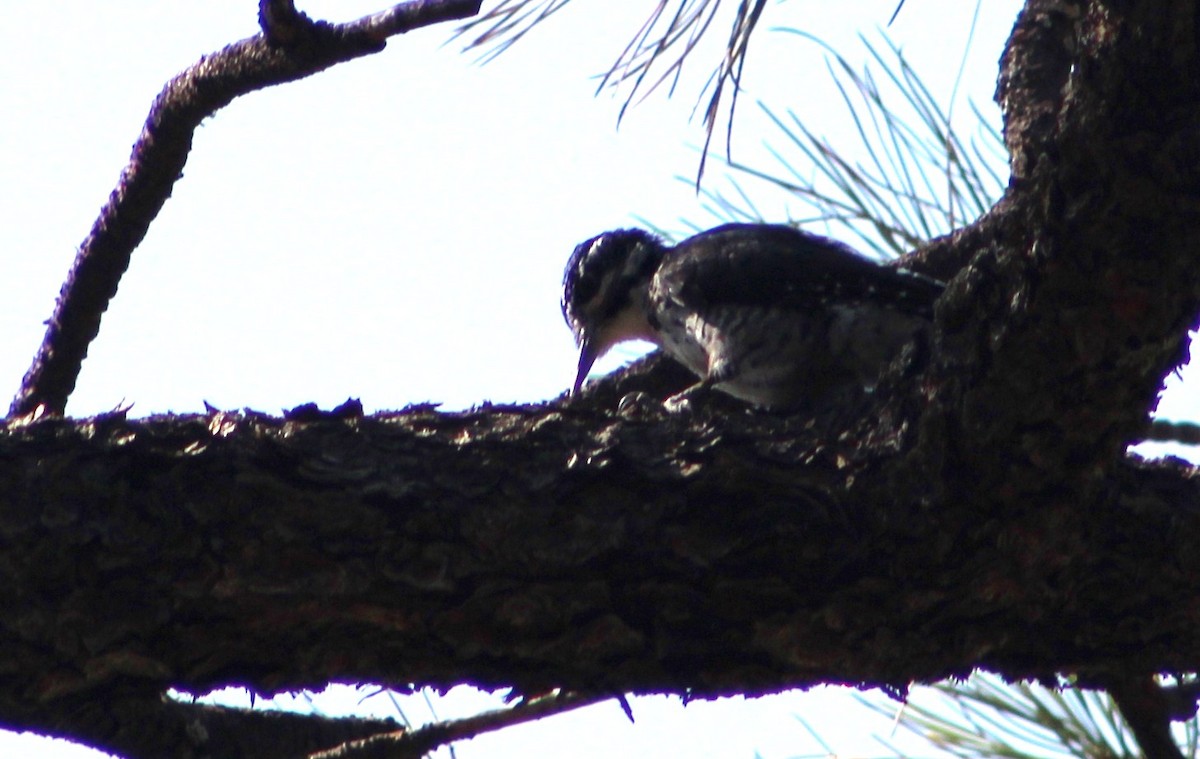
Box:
[561,223,944,409]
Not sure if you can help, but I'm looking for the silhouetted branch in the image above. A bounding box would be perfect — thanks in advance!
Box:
[8,0,481,419]
[8,692,403,759]
[1144,418,1200,446]
[311,691,608,758]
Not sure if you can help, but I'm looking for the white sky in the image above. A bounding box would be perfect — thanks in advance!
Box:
[2,1,1194,757]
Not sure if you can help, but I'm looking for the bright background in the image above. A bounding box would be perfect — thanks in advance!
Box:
[2,1,1194,757]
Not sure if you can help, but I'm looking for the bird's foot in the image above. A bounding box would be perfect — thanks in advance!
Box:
[663,381,713,413]
[662,394,693,414]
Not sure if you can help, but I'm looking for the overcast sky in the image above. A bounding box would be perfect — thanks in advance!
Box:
[4,1,1192,757]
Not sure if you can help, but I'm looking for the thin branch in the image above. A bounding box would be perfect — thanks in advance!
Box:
[309,691,611,758]
[1144,418,1200,446]
[8,0,482,420]
[20,693,405,759]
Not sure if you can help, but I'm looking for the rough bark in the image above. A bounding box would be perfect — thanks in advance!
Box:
[6,0,1200,756]
[3,399,1200,699]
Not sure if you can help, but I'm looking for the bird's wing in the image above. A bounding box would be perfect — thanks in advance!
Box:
[653,224,944,318]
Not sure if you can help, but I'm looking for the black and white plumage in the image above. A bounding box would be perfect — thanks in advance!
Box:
[561,223,944,409]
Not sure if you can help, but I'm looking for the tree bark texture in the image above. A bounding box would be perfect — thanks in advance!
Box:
[5,0,1200,756]
[2,402,1200,701]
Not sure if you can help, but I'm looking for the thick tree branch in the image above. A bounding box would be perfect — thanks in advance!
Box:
[7,0,481,420]
[943,5,1200,753]
[1,408,1199,704]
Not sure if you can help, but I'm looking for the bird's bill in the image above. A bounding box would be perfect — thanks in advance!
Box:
[573,337,599,395]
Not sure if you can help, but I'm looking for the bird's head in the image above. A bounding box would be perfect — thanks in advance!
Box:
[561,228,666,394]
